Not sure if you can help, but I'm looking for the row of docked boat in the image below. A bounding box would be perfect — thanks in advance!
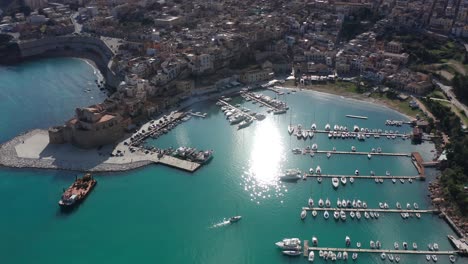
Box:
[241,91,288,114]
[218,102,257,129]
[291,124,315,139]
[386,119,404,126]
[331,176,355,187]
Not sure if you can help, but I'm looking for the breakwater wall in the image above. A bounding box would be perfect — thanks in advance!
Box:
[0,36,122,88]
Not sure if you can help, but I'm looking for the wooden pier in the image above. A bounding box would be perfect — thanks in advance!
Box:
[218,100,257,120]
[304,173,420,180]
[302,207,440,214]
[304,246,458,256]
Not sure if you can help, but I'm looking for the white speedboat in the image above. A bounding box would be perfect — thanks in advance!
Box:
[400,178,405,184]
[332,177,339,188]
[356,242,361,248]
[388,254,394,262]
[416,213,421,218]
[229,216,242,223]
[413,242,417,250]
[301,210,307,220]
[325,124,331,131]
[310,236,318,247]
[392,178,396,184]
[433,243,439,251]
[367,153,372,159]
[325,198,331,207]
[403,242,408,250]
[237,117,253,129]
[396,202,401,209]
[386,170,391,176]
[394,242,399,249]
[352,253,358,260]
[311,123,317,130]
[354,169,359,176]
[327,152,331,158]
[376,241,381,249]
[323,210,329,219]
[340,210,346,221]
[351,146,356,152]
[283,250,302,256]
[407,203,411,209]
[309,131,314,138]
[328,133,332,138]
[288,125,294,135]
[340,176,347,185]
[279,169,302,181]
[309,168,314,174]
[312,210,317,217]
[343,251,348,260]
[449,255,456,263]
[316,166,321,175]
[308,198,314,208]
[308,251,314,262]
[370,240,375,249]
[414,203,419,209]
[370,170,375,176]
[317,177,322,183]
[356,211,361,219]
[345,236,351,246]
[318,199,324,207]
[363,202,367,208]
[337,198,342,207]
[395,255,400,263]
[334,210,340,220]
[381,253,386,260]
[431,255,437,262]
[349,177,354,184]
[350,211,355,219]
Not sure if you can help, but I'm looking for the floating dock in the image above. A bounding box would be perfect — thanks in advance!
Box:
[218,99,257,120]
[302,207,440,214]
[303,174,420,180]
[301,150,411,157]
[303,246,458,256]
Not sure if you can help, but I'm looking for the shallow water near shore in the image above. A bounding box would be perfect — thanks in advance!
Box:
[0,58,466,264]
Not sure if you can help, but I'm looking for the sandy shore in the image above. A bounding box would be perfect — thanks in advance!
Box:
[279,84,417,121]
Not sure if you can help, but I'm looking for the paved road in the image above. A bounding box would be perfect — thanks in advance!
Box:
[434,79,468,116]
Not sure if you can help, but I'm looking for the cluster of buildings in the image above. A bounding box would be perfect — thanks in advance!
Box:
[1,0,466,148]
[1,2,74,39]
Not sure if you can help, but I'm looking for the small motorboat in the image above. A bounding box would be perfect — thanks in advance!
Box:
[363,202,367,209]
[395,255,400,263]
[354,169,359,176]
[349,177,354,184]
[337,198,342,207]
[431,255,437,262]
[370,240,375,249]
[370,170,375,176]
[327,152,332,158]
[308,198,314,208]
[376,240,381,249]
[323,210,329,220]
[352,253,358,260]
[312,210,317,217]
[380,252,386,260]
[400,178,405,184]
[396,202,401,209]
[409,178,413,183]
[332,177,340,188]
[388,254,394,262]
[356,211,361,219]
[364,211,369,219]
[414,203,419,209]
[312,236,318,246]
[394,242,399,250]
[370,211,375,218]
[340,176,347,185]
[229,216,242,223]
[325,198,331,207]
[318,199,324,207]
[426,255,431,261]
[433,243,439,251]
[317,177,322,183]
[449,255,456,263]
[282,250,302,256]
[301,210,307,220]
[412,242,417,250]
[356,242,361,248]
[340,210,346,221]
[350,211,355,219]
[428,243,434,251]
[345,236,351,246]
[308,251,314,262]
[343,251,348,260]
[334,210,340,220]
[367,153,372,159]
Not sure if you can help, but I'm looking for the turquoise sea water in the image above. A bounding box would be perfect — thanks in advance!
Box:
[0,58,465,264]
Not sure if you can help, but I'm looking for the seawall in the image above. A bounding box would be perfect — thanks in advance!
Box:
[0,35,122,88]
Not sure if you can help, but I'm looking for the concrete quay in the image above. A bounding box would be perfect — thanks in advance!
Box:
[0,129,200,173]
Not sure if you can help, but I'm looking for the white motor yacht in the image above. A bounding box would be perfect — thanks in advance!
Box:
[275,238,301,250]
[312,237,318,246]
[449,255,456,263]
[376,241,381,249]
[309,168,314,174]
[394,242,399,250]
[282,250,302,256]
[279,169,302,181]
[229,216,242,223]
[363,202,368,208]
[340,176,347,185]
[332,177,339,188]
[301,210,307,220]
[412,242,417,250]
[386,170,391,176]
[308,251,314,262]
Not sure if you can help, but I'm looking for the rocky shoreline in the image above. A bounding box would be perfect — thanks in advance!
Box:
[428,177,468,237]
[0,129,152,173]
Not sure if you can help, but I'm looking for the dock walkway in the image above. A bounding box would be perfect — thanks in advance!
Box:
[302,207,440,214]
[306,150,411,157]
[304,246,457,255]
[304,174,420,180]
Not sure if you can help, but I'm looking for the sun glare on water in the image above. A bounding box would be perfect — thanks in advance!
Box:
[241,119,288,204]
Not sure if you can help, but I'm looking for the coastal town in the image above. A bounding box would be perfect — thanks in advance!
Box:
[0,0,468,262]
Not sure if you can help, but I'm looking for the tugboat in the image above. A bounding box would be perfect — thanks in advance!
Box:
[59,173,97,209]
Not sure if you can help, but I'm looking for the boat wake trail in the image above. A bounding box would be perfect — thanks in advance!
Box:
[210,219,231,228]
